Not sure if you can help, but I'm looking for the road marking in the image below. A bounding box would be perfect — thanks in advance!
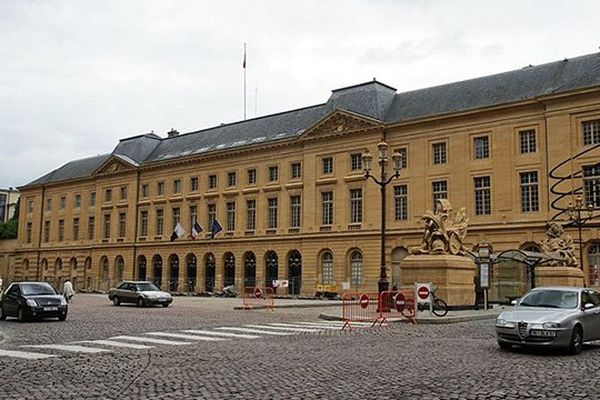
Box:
[110,336,191,345]
[298,321,378,328]
[245,324,323,333]
[23,344,110,354]
[145,332,228,341]
[182,330,260,339]
[215,327,293,336]
[0,349,57,360]
[73,340,154,350]
[268,323,343,330]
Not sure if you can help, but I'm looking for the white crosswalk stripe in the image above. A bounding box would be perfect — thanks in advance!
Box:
[215,327,294,336]
[23,344,111,354]
[182,330,260,339]
[299,321,378,327]
[73,340,155,350]
[109,336,191,345]
[145,332,228,341]
[0,349,57,360]
[245,324,324,333]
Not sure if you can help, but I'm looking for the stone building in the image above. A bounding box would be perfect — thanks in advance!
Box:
[13,53,600,296]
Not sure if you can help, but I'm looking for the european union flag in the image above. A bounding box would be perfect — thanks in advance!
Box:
[211,219,223,239]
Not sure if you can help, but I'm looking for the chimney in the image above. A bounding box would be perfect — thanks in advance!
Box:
[167,128,179,138]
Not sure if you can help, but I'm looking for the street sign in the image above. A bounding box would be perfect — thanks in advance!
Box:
[359,293,369,309]
[395,293,406,312]
[416,283,431,303]
[480,263,490,289]
[254,287,263,298]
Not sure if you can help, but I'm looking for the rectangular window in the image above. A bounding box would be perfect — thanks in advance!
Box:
[141,184,149,198]
[432,142,447,165]
[173,180,182,194]
[118,212,126,237]
[172,207,180,230]
[396,148,408,169]
[583,119,600,146]
[349,189,362,223]
[474,136,489,159]
[59,196,66,209]
[46,198,52,211]
[190,177,199,192]
[87,217,95,240]
[27,199,34,213]
[189,205,198,226]
[432,180,448,208]
[394,185,408,221]
[26,222,32,243]
[226,172,236,187]
[103,214,111,239]
[74,194,81,208]
[246,200,256,230]
[58,220,64,241]
[208,175,217,189]
[120,186,128,200]
[73,218,80,241]
[474,176,492,215]
[44,221,50,242]
[519,130,537,154]
[268,198,278,229]
[207,204,216,228]
[90,192,96,207]
[291,162,302,179]
[321,191,333,225]
[290,195,301,228]
[322,157,334,174]
[520,171,539,212]
[247,169,257,185]
[268,166,278,182]
[156,209,164,236]
[105,188,112,202]
[583,164,600,207]
[350,153,362,171]
[140,211,148,237]
[226,201,236,231]
[157,182,165,196]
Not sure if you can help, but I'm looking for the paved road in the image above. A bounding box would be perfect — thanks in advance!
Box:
[1,294,599,400]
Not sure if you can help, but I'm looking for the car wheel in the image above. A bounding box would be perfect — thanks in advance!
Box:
[0,306,6,321]
[113,296,121,306]
[162,303,170,308]
[137,297,146,307]
[17,307,26,322]
[497,341,512,351]
[569,325,583,355]
[58,313,67,321]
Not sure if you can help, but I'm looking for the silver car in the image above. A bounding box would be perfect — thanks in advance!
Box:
[496,287,600,354]
[108,281,173,307]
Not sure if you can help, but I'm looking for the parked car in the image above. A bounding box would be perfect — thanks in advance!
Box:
[108,281,173,307]
[0,281,68,322]
[496,286,600,354]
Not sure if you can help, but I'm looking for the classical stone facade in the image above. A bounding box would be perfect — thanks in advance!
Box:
[13,53,600,296]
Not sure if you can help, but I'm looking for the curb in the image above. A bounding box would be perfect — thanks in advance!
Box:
[234,302,341,310]
[319,312,500,324]
[0,331,4,344]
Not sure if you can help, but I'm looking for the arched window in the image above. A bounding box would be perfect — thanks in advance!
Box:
[244,252,256,288]
[100,256,109,283]
[321,251,333,285]
[205,253,216,292]
[115,256,125,282]
[137,255,147,281]
[589,243,600,286]
[169,254,179,292]
[350,251,362,288]
[265,251,278,288]
[223,252,235,287]
[186,253,197,292]
[152,255,163,288]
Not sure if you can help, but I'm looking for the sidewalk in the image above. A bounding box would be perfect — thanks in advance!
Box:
[234,298,340,310]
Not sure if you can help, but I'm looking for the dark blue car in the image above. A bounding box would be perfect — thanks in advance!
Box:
[0,281,68,322]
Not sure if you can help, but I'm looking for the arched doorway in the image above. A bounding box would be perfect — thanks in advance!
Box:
[69,257,78,288]
[84,257,92,290]
[137,255,147,281]
[22,258,30,281]
[41,258,48,283]
[288,250,302,295]
[99,256,109,291]
[350,250,363,291]
[205,253,216,292]
[588,243,600,286]
[320,251,334,285]
[54,258,62,288]
[265,251,278,289]
[169,254,179,292]
[152,255,163,289]
[223,252,235,287]
[115,256,125,283]
[186,253,197,292]
[244,252,256,288]
[391,247,409,289]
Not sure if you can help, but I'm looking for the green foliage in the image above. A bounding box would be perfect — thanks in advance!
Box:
[0,198,19,239]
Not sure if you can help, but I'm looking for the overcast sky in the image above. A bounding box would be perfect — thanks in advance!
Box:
[1,0,599,188]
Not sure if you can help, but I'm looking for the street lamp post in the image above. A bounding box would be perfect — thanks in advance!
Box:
[362,140,403,294]
[566,195,594,270]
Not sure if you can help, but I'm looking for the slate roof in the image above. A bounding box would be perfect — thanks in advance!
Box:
[23,52,600,188]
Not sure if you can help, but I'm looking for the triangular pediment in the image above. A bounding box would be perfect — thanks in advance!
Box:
[301,109,382,140]
[93,155,138,176]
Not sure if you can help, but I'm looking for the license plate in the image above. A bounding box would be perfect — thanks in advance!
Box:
[44,307,58,311]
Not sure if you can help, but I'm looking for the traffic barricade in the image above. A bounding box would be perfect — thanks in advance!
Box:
[341,291,380,331]
[241,286,274,311]
[379,290,417,324]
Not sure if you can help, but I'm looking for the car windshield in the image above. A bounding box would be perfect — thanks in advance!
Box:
[21,283,57,296]
[519,289,579,309]
[136,283,161,292]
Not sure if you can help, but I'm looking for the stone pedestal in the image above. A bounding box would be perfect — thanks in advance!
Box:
[536,266,584,287]
[399,254,476,306]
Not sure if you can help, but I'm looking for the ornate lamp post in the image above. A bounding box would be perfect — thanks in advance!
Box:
[362,140,403,294]
[566,195,594,270]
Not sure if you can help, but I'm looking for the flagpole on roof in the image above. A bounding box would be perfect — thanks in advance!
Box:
[243,43,247,120]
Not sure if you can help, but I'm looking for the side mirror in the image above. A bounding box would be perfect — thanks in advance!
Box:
[583,302,595,310]
[511,299,518,306]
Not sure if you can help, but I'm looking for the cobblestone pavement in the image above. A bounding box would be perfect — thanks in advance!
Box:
[1,294,600,400]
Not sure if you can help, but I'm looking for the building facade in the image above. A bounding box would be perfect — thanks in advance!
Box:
[13,54,600,296]
[0,188,19,223]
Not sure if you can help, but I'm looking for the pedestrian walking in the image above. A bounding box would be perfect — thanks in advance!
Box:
[63,279,75,303]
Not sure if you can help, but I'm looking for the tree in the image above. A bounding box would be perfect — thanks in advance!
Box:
[0,197,19,239]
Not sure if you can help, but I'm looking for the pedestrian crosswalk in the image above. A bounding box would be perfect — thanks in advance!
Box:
[0,320,379,360]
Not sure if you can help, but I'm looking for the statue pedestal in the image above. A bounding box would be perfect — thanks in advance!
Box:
[399,255,476,306]
[536,266,584,287]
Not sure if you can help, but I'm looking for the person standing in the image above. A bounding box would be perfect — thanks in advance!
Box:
[63,279,75,303]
